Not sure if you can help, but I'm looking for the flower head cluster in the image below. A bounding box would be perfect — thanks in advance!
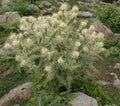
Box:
[1,4,105,89]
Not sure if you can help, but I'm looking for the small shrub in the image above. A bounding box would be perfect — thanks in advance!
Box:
[104,37,120,61]
[10,0,39,16]
[97,5,120,33]
[0,0,39,16]
[0,4,105,105]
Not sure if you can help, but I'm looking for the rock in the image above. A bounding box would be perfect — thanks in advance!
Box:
[0,0,10,7]
[66,92,98,106]
[113,79,120,90]
[77,11,93,18]
[0,12,20,23]
[97,80,111,86]
[114,33,120,37]
[2,70,11,77]
[0,82,33,106]
[114,63,120,70]
[14,104,20,106]
[116,0,120,5]
[93,20,114,37]
[77,0,96,6]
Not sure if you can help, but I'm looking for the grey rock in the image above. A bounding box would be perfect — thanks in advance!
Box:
[0,82,33,106]
[77,11,93,18]
[114,63,120,70]
[97,80,111,86]
[0,12,20,23]
[113,79,120,90]
[93,20,114,37]
[67,92,98,106]
[0,0,10,7]
[14,104,20,106]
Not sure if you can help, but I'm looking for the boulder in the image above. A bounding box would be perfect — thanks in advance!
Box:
[2,70,11,77]
[116,0,120,5]
[0,0,10,7]
[14,104,20,106]
[0,12,20,23]
[97,80,111,86]
[77,11,93,18]
[113,79,120,90]
[114,63,120,70]
[93,20,114,37]
[0,82,33,106]
[66,92,98,106]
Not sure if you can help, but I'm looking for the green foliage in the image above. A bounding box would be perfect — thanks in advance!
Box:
[104,37,120,62]
[0,71,28,97]
[71,77,109,105]
[0,20,20,47]
[96,5,120,33]
[0,0,39,16]
[10,0,39,16]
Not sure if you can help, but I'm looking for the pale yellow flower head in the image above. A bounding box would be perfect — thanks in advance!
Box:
[44,65,52,72]
[26,38,33,46]
[72,51,79,59]
[81,21,87,27]
[79,35,84,41]
[9,33,16,40]
[41,47,48,55]
[89,25,95,31]
[28,16,36,22]
[56,36,63,43]
[20,25,26,31]
[81,29,88,35]
[59,3,68,11]
[58,11,63,16]
[35,32,42,37]
[83,46,89,53]
[18,33,23,39]
[4,43,11,49]
[72,5,79,13]
[20,59,27,68]
[15,55,21,62]
[12,40,19,46]
[58,57,64,64]
[97,32,104,39]
[53,13,58,18]
[20,17,27,24]
[97,42,104,47]
[75,41,81,47]
[59,22,66,28]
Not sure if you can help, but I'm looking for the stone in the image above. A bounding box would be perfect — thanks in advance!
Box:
[0,12,20,23]
[77,0,96,6]
[113,79,120,90]
[116,0,120,5]
[0,82,33,106]
[77,11,93,18]
[97,80,111,86]
[93,20,114,37]
[14,104,20,106]
[2,70,11,77]
[114,63,120,70]
[0,0,10,7]
[66,92,98,106]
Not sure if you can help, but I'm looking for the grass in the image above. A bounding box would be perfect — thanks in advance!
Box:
[94,56,120,105]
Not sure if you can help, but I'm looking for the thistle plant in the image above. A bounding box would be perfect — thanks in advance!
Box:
[0,4,105,92]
